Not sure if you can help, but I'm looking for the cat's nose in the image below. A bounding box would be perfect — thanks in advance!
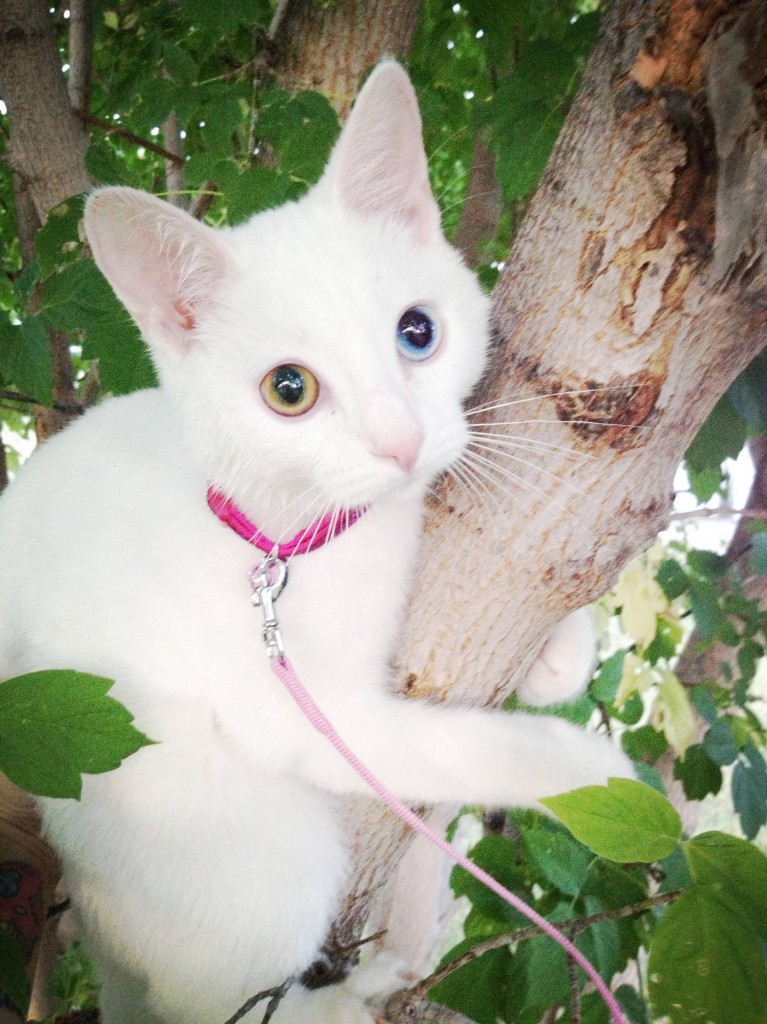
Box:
[372,429,423,473]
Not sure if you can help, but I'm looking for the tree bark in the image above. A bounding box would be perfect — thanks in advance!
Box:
[67,0,93,115]
[453,136,503,269]
[0,0,91,220]
[268,0,423,117]
[326,0,767,1005]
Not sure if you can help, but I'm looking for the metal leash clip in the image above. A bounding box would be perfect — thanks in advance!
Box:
[249,553,289,659]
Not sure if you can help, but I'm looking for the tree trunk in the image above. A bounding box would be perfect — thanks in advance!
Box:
[0,0,91,220]
[327,0,767,1005]
[268,0,423,117]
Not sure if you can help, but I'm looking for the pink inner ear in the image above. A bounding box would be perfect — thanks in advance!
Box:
[173,300,196,332]
[329,63,442,243]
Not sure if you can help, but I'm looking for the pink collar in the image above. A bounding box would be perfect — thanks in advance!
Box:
[206,486,366,558]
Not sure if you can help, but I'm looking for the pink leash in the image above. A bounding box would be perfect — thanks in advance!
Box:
[208,493,625,1024]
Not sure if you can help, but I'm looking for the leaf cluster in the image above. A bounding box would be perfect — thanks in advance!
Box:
[432,781,767,1024]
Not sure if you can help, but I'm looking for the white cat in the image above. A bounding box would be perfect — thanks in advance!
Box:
[0,63,630,1024]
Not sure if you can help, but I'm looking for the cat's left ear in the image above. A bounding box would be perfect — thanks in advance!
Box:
[322,61,442,243]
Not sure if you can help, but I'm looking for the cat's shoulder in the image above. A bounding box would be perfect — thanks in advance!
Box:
[1,388,190,515]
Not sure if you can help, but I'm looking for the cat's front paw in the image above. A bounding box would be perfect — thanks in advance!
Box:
[517,608,597,707]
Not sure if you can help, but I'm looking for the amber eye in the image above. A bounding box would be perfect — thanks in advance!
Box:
[260,364,319,416]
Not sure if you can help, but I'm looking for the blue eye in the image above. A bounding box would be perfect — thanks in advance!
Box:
[396,306,439,362]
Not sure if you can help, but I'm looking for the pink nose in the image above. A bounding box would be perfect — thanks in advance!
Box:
[374,431,423,473]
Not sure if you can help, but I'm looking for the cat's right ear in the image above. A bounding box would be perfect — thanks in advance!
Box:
[84,187,232,354]
[321,62,442,243]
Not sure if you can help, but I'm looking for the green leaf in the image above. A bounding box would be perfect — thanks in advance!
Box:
[691,685,719,725]
[540,778,682,863]
[39,259,154,394]
[703,718,739,765]
[86,142,134,186]
[685,393,747,482]
[615,984,648,1024]
[0,670,154,798]
[163,42,198,84]
[687,464,724,503]
[523,827,592,897]
[0,928,30,1014]
[450,835,530,927]
[650,834,767,1024]
[750,532,767,575]
[687,549,728,579]
[649,885,767,1024]
[0,315,53,405]
[621,724,669,764]
[732,748,767,840]
[590,650,625,703]
[673,744,723,800]
[225,167,293,225]
[685,831,767,939]
[429,941,513,1024]
[35,195,86,276]
[656,558,689,600]
[688,582,724,642]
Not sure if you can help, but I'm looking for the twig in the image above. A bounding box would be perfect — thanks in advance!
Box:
[46,897,72,920]
[407,890,683,1001]
[222,976,294,1024]
[75,110,186,166]
[67,0,93,114]
[0,385,81,413]
[568,944,582,1024]
[0,438,8,496]
[669,506,767,521]
[189,182,219,221]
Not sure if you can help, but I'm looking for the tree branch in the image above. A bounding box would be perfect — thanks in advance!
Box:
[222,976,294,1024]
[67,0,93,114]
[399,890,682,1005]
[75,110,186,167]
[453,137,502,269]
[0,0,91,219]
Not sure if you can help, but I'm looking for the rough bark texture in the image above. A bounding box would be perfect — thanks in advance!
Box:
[0,0,91,221]
[326,0,767,1008]
[453,137,503,269]
[269,0,423,116]
[67,0,93,115]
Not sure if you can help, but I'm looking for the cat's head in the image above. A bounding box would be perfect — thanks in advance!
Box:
[84,62,489,532]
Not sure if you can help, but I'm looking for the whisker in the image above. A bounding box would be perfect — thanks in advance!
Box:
[461,448,579,522]
[467,439,589,500]
[467,418,642,430]
[467,383,651,417]
[283,493,330,572]
[460,449,520,506]
[451,458,499,519]
[440,187,503,218]
[467,431,596,462]
[273,486,324,545]
[428,124,471,170]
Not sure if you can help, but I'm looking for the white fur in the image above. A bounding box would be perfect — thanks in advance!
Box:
[0,63,631,1024]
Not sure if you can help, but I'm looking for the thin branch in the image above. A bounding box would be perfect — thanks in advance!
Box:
[222,977,294,1024]
[0,388,42,407]
[406,890,683,1002]
[0,438,8,495]
[189,181,218,221]
[568,941,583,1024]
[75,110,186,166]
[669,506,767,521]
[67,0,93,114]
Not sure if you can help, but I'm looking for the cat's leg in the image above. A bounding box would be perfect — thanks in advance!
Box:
[262,955,405,1024]
[517,607,597,707]
[288,688,633,806]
